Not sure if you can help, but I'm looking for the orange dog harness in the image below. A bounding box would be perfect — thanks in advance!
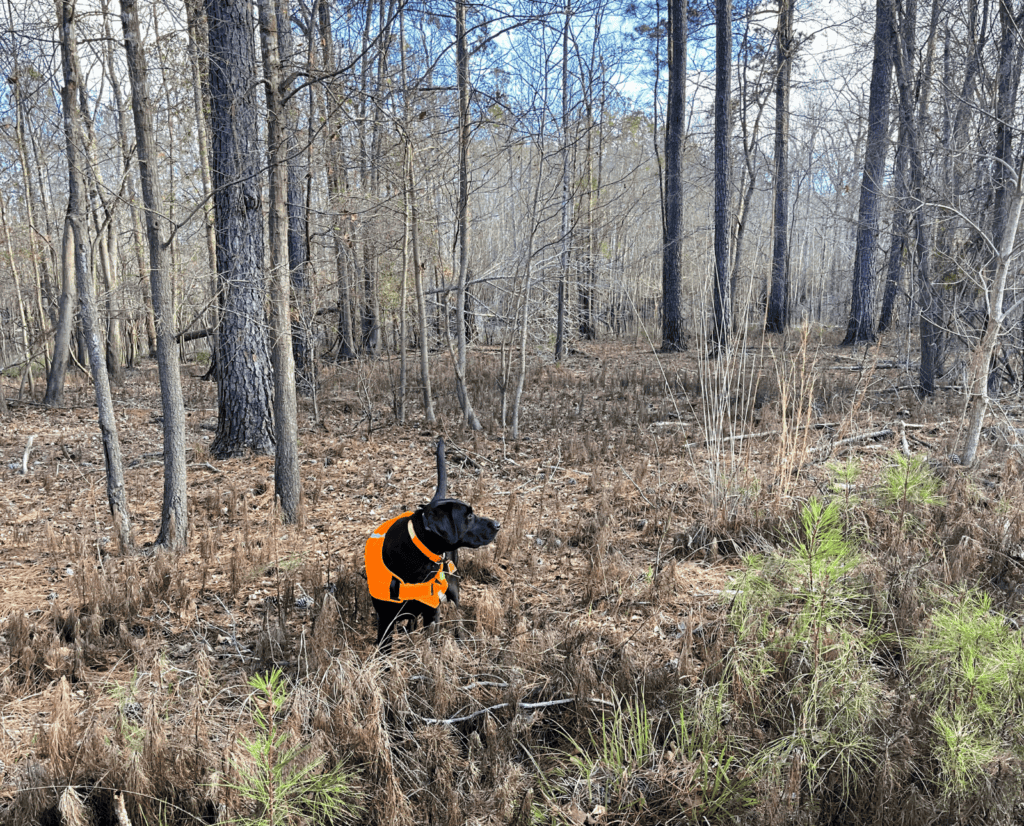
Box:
[364,511,456,607]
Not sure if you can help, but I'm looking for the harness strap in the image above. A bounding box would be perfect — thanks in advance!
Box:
[364,512,455,607]
[408,520,442,562]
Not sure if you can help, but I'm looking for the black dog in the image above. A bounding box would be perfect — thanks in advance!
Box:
[364,438,500,652]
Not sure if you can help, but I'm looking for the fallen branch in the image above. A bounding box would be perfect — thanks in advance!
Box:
[811,428,894,455]
[416,695,614,726]
[705,422,840,445]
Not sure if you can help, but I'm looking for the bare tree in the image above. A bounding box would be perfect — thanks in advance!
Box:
[555,0,572,361]
[453,0,482,430]
[661,0,687,351]
[842,0,894,345]
[766,0,794,334]
[962,155,1024,465]
[258,0,302,522]
[120,0,189,550]
[712,0,732,350]
[60,0,132,550]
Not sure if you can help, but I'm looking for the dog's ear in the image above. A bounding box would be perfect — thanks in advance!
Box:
[421,501,469,545]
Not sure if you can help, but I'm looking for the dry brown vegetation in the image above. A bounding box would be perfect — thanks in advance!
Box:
[3,330,1024,825]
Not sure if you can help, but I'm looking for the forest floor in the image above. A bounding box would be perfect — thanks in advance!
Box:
[2,329,1024,826]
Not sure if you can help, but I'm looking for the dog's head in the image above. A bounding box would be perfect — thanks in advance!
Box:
[418,499,500,549]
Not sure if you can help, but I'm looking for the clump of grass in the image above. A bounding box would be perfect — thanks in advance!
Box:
[532,688,753,824]
[907,590,1024,818]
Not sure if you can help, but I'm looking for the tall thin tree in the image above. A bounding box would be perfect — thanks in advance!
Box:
[766,0,794,334]
[453,0,482,429]
[555,0,572,361]
[120,0,189,550]
[258,0,302,522]
[842,0,894,345]
[60,0,132,550]
[661,0,687,351]
[712,0,732,350]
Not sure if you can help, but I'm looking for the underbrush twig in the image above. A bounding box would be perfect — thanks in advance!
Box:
[415,695,614,726]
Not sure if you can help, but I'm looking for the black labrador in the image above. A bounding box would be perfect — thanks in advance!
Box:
[364,438,500,652]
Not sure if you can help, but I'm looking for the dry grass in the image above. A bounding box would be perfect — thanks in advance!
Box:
[2,336,1024,824]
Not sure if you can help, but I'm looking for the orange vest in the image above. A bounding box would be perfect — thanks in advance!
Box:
[364,511,455,607]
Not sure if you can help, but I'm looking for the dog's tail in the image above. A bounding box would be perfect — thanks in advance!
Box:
[427,437,447,506]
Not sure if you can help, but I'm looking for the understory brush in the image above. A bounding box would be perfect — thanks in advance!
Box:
[722,497,894,824]
[906,591,1024,821]
[9,343,1024,826]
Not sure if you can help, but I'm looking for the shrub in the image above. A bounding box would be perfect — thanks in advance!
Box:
[907,591,1024,819]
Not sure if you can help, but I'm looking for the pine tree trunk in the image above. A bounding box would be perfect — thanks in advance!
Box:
[661,0,687,351]
[712,0,732,351]
[205,0,275,458]
[842,0,894,345]
[766,0,793,334]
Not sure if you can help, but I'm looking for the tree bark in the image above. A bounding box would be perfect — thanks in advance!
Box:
[766,0,794,334]
[453,0,482,429]
[878,114,909,333]
[555,1,571,361]
[962,154,1024,465]
[712,0,732,351]
[43,215,76,407]
[258,0,302,523]
[60,0,132,551]
[120,0,189,551]
[274,0,313,393]
[205,0,275,458]
[661,0,687,351]
[842,0,894,345]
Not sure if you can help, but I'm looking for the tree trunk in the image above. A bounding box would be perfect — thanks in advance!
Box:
[258,0,301,523]
[962,155,1024,465]
[842,0,894,345]
[274,0,313,393]
[766,0,794,334]
[61,0,132,551]
[43,216,76,407]
[453,0,482,430]
[878,116,909,333]
[661,0,687,351]
[184,0,219,357]
[11,74,56,377]
[205,0,275,458]
[555,1,571,361]
[0,194,35,397]
[712,0,732,351]
[120,0,189,551]
[104,2,154,362]
[317,0,356,362]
